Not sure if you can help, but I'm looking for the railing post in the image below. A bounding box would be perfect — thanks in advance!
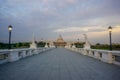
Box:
[22,50,26,58]
[94,51,101,60]
[28,50,32,56]
[7,50,19,62]
[34,49,38,54]
[83,49,87,55]
[88,50,93,57]
[108,52,115,64]
[101,51,115,64]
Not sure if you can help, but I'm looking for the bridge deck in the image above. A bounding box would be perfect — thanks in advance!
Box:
[0,48,120,80]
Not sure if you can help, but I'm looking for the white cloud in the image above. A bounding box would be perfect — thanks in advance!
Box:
[115,25,120,28]
[54,26,106,33]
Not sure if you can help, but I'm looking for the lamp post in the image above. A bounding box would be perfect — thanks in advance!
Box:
[8,25,13,49]
[108,26,112,51]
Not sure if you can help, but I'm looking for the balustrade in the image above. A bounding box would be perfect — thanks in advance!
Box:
[0,47,53,64]
[66,47,120,66]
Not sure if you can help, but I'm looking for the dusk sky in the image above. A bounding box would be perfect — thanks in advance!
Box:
[0,0,120,44]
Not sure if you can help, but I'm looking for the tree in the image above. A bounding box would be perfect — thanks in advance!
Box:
[38,41,46,47]
[74,42,84,48]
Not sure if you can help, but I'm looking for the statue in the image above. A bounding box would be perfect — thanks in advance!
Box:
[45,42,49,48]
[83,34,91,49]
[30,34,37,49]
[72,42,76,48]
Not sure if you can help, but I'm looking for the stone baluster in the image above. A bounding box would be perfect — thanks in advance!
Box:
[7,50,19,62]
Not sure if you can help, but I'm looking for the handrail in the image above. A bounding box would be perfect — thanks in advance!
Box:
[0,47,54,64]
[66,47,120,66]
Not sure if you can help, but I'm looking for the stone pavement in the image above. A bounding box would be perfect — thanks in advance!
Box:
[0,48,120,80]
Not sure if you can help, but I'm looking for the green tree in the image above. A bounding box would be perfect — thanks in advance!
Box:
[74,42,84,48]
[38,41,46,47]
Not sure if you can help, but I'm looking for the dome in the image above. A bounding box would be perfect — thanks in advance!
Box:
[56,35,64,42]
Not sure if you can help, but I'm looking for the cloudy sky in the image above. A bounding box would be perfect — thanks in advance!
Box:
[0,0,120,44]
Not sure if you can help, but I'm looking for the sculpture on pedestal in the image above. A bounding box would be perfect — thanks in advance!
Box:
[83,34,91,49]
[72,42,76,48]
[30,34,37,49]
[45,43,49,48]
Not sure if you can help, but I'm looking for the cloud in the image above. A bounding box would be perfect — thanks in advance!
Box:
[54,26,106,33]
[54,25,120,44]
[115,25,120,28]
[0,0,120,44]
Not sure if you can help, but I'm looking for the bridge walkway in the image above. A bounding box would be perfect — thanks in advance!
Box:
[0,48,120,80]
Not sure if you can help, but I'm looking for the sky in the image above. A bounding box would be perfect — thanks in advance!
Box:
[0,0,120,44]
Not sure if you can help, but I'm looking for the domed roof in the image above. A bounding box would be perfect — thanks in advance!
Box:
[56,35,64,42]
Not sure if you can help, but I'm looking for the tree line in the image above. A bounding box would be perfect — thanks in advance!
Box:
[0,41,47,49]
[0,42,120,50]
[74,42,120,50]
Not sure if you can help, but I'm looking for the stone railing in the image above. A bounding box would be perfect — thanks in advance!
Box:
[66,47,120,66]
[0,47,53,64]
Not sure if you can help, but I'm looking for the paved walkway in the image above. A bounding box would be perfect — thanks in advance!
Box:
[0,48,120,80]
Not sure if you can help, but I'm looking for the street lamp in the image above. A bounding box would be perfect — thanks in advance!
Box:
[8,25,13,49]
[108,26,112,51]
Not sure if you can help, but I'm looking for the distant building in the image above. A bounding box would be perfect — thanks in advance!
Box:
[54,35,66,48]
